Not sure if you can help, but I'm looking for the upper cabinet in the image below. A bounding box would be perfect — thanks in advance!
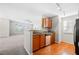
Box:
[42,17,52,29]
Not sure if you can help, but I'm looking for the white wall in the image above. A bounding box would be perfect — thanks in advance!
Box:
[51,16,61,43]
[0,4,40,54]
[0,18,9,37]
[0,4,42,30]
[10,20,26,35]
[24,23,33,55]
[61,15,77,44]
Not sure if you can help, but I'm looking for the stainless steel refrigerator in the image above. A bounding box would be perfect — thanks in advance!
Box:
[74,18,79,55]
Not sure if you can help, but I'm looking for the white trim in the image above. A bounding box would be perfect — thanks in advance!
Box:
[24,47,31,55]
[61,12,77,18]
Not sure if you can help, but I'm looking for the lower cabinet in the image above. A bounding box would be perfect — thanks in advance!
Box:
[33,34,45,52]
[33,35,40,52]
[51,32,55,44]
[39,34,45,48]
[33,32,55,52]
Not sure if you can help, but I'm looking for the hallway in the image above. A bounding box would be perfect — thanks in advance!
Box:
[33,42,75,55]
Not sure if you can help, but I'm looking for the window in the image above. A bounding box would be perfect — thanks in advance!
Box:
[63,20,73,33]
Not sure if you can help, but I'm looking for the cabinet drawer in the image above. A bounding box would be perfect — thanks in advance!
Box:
[33,35,39,38]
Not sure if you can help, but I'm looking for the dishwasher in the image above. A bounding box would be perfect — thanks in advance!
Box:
[45,34,51,46]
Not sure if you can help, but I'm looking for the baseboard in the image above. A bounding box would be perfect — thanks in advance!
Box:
[24,47,31,55]
[62,41,74,45]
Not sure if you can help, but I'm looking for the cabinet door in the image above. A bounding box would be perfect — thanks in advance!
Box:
[39,34,45,48]
[48,19,52,28]
[42,18,52,28]
[33,35,40,51]
[51,32,55,44]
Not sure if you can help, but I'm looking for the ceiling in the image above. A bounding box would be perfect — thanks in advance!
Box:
[0,3,79,17]
[0,3,79,20]
[0,3,79,29]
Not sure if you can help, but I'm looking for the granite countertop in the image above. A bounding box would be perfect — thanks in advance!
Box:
[33,30,54,35]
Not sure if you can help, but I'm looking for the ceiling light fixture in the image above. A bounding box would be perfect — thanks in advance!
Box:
[56,3,61,11]
[56,3,66,16]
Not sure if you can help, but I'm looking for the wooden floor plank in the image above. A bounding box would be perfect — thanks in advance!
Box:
[33,42,75,55]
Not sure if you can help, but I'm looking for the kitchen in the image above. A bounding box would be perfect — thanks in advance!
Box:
[32,14,75,55]
[32,15,56,52]
[0,3,78,55]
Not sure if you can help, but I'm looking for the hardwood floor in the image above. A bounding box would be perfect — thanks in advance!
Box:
[33,42,75,55]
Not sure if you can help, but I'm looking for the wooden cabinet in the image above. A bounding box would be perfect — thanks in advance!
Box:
[33,35,40,52]
[42,17,52,29]
[47,19,52,29]
[33,32,55,52]
[33,34,45,52]
[51,32,55,44]
[39,34,45,48]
